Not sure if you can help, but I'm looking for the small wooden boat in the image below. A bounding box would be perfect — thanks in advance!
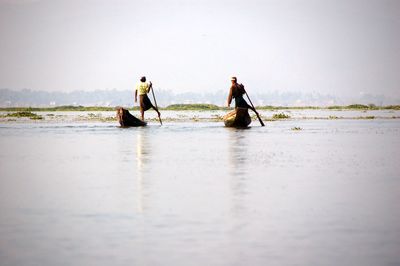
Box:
[116,107,147,127]
[223,107,251,128]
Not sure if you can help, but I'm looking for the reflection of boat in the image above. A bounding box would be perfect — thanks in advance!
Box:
[116,107,147,127]
[223,107,251,128]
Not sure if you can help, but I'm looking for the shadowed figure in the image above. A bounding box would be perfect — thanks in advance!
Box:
[227,77,256,112]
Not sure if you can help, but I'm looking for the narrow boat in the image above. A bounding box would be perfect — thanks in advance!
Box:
[223,107,251,128]
[116,107,147,127]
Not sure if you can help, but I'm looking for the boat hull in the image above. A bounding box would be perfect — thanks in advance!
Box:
[116,107,147,127]
[223,107,251,128]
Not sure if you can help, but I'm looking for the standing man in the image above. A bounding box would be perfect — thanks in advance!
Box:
[135,76,161,121]
[227,77,257,113]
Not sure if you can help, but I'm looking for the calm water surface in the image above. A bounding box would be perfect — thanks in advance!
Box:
[0,119,400,266]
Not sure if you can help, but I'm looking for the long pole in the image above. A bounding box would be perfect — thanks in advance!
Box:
[150,84,162,125]
[244,89,265,126]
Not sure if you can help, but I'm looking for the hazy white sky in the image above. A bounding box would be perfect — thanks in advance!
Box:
[0,0,399,97]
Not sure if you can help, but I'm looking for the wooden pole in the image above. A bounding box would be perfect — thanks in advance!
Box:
[244,88,265,126]
[150,84,162,125]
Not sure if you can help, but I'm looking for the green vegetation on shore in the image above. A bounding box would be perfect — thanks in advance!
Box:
[4,111,43,120]
[0,103,399,112]
[258,104,400,110]
[165,104,221,110]
[0,106,122,112]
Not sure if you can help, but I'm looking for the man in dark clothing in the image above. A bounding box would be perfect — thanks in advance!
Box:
[227,77,257,113]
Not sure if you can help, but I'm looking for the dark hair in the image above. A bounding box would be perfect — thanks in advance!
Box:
[140,76,146,82]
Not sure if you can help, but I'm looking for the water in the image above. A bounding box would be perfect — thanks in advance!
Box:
[1,108,399,122]
[0,117,400,266]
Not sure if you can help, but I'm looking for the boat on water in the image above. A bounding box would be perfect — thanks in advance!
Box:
[116,107,147,127]
[223,107,251,128]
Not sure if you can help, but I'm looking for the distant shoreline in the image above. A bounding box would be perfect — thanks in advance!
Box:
[1,103,399,112]
[1,104,399,123]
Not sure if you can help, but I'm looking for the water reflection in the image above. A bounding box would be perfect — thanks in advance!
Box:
[136,128,150,213]
[228,130,249,177]
[228,129,250,214]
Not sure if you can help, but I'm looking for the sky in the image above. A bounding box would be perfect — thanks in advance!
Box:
[0,0,399,98]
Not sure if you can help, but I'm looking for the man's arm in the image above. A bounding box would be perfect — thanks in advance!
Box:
[135,89,138,102]
[227,86,233,107]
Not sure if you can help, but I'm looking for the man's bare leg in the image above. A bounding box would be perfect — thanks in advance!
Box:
[140,108,144,121]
